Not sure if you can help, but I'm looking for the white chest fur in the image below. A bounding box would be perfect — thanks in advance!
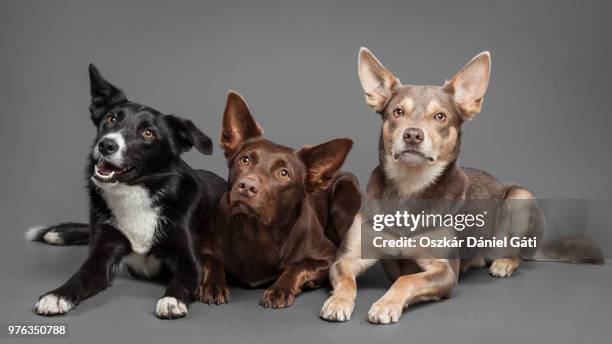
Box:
[99,183,160,254]
[384,157,447,197]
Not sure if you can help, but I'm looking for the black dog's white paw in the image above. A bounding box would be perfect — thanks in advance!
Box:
[35,294,74,316]
[155,297,188,319]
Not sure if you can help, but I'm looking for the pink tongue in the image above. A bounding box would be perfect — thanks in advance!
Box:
[97,162,116,175]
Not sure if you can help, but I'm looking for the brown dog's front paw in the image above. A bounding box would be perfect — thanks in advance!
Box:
[259,288,295,309]
[198,283,230,305]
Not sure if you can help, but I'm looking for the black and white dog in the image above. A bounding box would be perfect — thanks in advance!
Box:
[25,65,225,319]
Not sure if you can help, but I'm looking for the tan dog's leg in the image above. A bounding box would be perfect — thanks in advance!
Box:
[368,258,459,324]
[320,214,378,322]
[489,186,537,277]
[489,257,521,277]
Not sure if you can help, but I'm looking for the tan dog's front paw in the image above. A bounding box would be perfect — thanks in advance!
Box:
[368,299,403,324]
[198,282,230,305]
[489,258,520,277]
[320,295,354,322]
[259,288,295,309]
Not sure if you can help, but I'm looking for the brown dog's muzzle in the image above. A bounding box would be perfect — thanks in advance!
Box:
[236,175,260,198]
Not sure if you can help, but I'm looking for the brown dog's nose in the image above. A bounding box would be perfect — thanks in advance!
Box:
[403,127,424,145]
[237,176,260,198]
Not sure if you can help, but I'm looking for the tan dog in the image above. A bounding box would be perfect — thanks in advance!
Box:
[320,48,603,325]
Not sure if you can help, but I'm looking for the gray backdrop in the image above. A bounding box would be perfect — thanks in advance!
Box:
[1,1,611,344]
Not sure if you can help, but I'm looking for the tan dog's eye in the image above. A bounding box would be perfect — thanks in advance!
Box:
[393,108,405,117]
[277,168,290,179]
[434,112,446,121]
[141,129,155,140]
[105,113,117,124]
[239,156,250,166]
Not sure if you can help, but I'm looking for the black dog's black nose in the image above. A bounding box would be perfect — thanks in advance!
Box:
[98,138,119,156]
[237,177,260,198]
[403,127,424,145]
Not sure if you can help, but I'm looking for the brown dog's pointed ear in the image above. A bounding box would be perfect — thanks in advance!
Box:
[297,138,354,191]
[443,51,491,119]
[220,91,263,158]
[358,47,401,113]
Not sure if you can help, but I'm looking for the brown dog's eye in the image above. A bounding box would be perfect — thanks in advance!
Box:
[393,108,405,117]
[141,129,155,140]
[277,168,290,179]
[105,113,117,124]
[434,112,446,121]
[239,156,250,166]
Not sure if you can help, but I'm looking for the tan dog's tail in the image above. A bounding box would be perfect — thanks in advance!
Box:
[528,236,605,264]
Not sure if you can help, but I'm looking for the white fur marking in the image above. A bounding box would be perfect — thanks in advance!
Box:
[384,156,446,197]
[35,294,74,315]
[43,232,64,245]
[156,297,188,318]
[24,226,46,241]
[97,183,160,254]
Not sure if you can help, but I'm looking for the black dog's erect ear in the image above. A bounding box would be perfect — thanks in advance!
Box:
[164,115,213,155]
[297,138,354,191]
[88,64,127,124]
[220,91,263,159]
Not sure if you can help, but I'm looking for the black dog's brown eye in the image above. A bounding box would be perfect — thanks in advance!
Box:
[277,168,290,179]
[105,113,117,124]
[141,129,155,140]
[239,156,250,166]
[434,112,446,121]
[393,108,405,117]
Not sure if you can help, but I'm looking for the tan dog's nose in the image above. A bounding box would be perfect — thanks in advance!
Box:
[403,128,424,145]
[237,176,260,198]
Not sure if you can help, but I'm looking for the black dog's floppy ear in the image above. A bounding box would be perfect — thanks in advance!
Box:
[297,138,354,191]
[165,115,213,155]
[220,91,263,159]
[88,64,127,124]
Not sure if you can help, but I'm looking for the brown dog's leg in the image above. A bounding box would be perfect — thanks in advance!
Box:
[259,259,329,309]
[197,254,230,305]
[368,258,459,324]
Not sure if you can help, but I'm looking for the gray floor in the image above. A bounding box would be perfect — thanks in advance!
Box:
[1,228,611,344]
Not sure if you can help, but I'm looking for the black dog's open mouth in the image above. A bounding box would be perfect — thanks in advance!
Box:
[93,160,133,183]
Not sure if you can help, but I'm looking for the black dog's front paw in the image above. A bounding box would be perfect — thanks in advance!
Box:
[259,287,295,309]
[198,282,230,305]
[35,293,75,316]
[155,297,188,319]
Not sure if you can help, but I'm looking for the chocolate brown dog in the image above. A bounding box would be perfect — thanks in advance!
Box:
[198,91,361,308]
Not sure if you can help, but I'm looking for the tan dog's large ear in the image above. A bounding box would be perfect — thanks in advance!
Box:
[358,47,401,112]
[444,51,491,119]
[297,138,354,191]
[220,91,263,158]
